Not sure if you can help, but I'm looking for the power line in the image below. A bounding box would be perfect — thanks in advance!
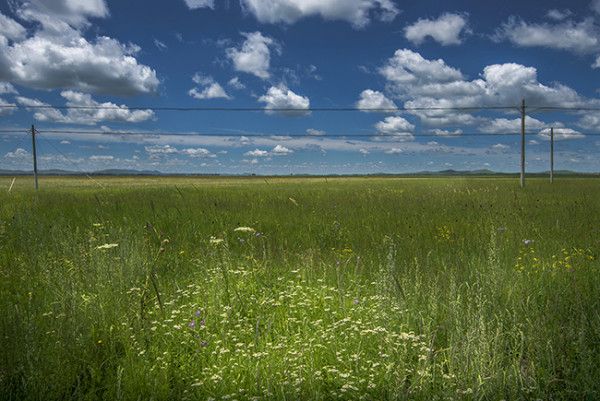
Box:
[0,104,519,112]
[2,103,600,112]
[33,130,524,138]
[32,129,600,137]
[1,128,599,138]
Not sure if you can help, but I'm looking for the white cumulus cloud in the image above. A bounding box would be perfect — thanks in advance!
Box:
[494,16,600,55]
[17,91,154,124]
[375,116,415,141]
[271,144,293,155]
[538,128,585,140]
[404,13,470,46]
[183,0,214,9]
[258,84,310,116]
[0,2,159,96]
[239,0,399,28]
[356,89,396,111]
[226,31,279,80]
[375,49,594,128]
[4,148,30,159]
[188,74,231,100]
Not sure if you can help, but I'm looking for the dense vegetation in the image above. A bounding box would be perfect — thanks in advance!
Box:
[1,176,599,400]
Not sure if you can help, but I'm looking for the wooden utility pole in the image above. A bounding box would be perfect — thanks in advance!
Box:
[550,127,554,183]
[31,125,38,190]
[520,99,526,188]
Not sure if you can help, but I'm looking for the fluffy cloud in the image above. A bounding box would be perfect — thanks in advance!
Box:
[146,144,216,158]
[0,98,16,116]
[228,77,245,90]
[16,91,154,124]
[375,116,415,140]
[180,147,215,157]
[384,148,403,154]
[380,49,464,87]
[89,155,114,162]
[244,149,269,157]
[479,117,552,133]
[183,0,214,9]
[356,89,396,111]
[271,144,293,155]
[0,82,18,94]
[538,128,585,140]
[376,49,593,127]
[0,2,158,96]
[491,143,509,151]
[239,0,399,28]
[16,0,109,28]
[0,12,27,40]
[494,17,600,54]
[188,74,231,100]
[145,145,178,155]
[546,9,572,21]
[431,128,462,137]
[258,84,310,116]
[226,32,279,80]
[0,33,159,95]
[404,13,470,46]
[244,145,293,156]
[4,148,30,159]
[577,114,600,130]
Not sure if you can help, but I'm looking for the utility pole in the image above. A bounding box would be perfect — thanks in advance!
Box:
[31,124,38,190]
[550,127,554,183]
[520,99,526,188]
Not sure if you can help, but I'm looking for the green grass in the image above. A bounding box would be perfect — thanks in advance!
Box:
[1,176,599,400]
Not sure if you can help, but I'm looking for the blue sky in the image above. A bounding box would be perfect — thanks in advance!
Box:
[1,0,600,174]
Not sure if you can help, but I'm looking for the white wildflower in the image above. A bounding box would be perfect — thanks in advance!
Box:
[234,226,256,233]
[96,243,118,250]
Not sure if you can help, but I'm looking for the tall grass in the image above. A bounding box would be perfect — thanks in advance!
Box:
[0,177,599,400]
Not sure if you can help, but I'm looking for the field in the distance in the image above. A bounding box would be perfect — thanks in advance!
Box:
[1,176,599,400]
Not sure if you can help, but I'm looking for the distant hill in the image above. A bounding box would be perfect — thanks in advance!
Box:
[0,168,163,176]
[0,169,598,177]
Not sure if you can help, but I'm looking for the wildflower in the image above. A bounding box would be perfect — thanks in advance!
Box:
[234,226,256,233]
[523,239,534,246]
[188,320,196,329]
[209,236,224,245]
[96,243,118,250]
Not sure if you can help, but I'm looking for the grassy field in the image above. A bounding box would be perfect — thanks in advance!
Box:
[1,176,599,400]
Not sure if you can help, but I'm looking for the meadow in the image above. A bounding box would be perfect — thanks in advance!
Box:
[0,176,599,400]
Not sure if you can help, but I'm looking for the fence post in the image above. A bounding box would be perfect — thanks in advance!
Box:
[520,99,526,188]
[550,127,554,183]
[31,125,38,190]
